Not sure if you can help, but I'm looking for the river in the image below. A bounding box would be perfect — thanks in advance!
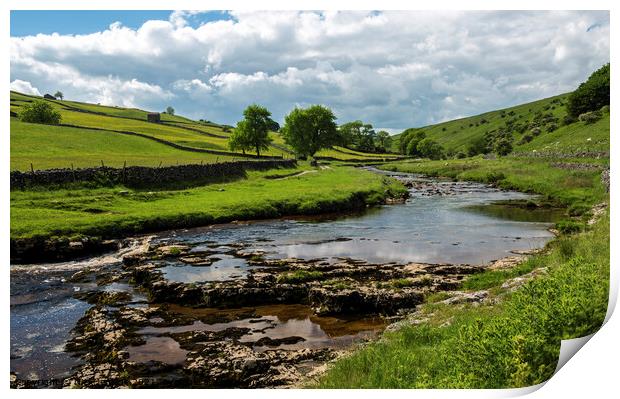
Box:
[10,171,563,387]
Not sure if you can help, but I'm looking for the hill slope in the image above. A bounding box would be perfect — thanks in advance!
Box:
[392,93,609,156]
[10,91,394,170]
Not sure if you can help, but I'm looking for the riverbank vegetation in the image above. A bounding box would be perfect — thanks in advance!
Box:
[10,165,407,245]
[316,212,608,388]
[315,155,609,388]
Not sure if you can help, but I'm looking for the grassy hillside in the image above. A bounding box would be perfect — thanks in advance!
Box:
[10,91,389,169]
[516,113,609,154]
[10,118,234,170]
[391,93,609,155]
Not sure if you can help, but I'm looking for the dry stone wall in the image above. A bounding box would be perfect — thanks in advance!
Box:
[11,160,297,189]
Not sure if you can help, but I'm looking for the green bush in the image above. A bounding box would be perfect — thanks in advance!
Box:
[19,100,61,125]
[493,138,513,156]
[562,114,577,126]
[545,122,558,133]
[518,134,533,145]
[578,111,602,125]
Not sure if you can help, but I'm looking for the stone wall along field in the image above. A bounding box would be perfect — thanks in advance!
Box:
[11,159,297,189]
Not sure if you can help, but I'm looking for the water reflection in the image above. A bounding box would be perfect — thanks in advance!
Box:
[161,255,251,283]
[155,180,556,265]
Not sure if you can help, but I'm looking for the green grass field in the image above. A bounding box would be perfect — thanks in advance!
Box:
[10,166,406,241]
[316,146,402,160]
[10,91,391,166]
[10,118,234,170]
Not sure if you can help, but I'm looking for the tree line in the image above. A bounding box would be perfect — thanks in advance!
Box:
[228,104,394,159]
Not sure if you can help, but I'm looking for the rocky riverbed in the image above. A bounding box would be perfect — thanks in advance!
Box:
[11,173,561,388]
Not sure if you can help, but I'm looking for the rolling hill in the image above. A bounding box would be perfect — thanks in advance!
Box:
[391,94,609,156]
[10,91,399,171]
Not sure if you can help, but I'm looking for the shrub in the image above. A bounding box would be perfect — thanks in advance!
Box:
[578,111,602,125]
[467,135,488,157]
[562,114,577,126]
[493,138,513,156]
[18,100,61,125]
[545,122,558,133]
[518,134,533,145]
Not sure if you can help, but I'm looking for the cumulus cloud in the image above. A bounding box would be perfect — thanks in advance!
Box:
[10,10,610,130]
[10,79,41,96]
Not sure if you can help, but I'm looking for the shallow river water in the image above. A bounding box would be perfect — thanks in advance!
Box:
[10,171,563,383]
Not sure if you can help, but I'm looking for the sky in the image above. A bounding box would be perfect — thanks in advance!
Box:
[10,10,610,133]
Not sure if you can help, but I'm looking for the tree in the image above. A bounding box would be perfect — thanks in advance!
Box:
[228,124,251,155]
[494,138,513,156]
[357,124,376,152]
[567,63,610,118]
[282,105,339,158]
[398,129,415,154]
[166,106,175,115]
[229,104,273,157]
[267,119,280,132]
[375,131,392,152]
[338,120,364,148]
[405,131,427,156]
[467,135,488,157]
[19,100,61,125]
[54,91,64,100]
[416,138,444,160]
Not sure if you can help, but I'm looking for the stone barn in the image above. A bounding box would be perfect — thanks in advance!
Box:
[43,94,56,99]
[147,112,161,123]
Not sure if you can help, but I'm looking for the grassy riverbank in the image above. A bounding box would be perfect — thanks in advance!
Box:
[10,165,406,243]
[315,157,609,388]
[381,157,608,208]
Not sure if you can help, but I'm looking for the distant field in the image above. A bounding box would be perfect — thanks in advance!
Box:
[10,90,408,167]
[316,147,401,160]
[10,118,234,171]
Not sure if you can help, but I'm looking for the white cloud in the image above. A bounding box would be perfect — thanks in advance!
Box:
[10,79,41,96]
[10,10,610,130]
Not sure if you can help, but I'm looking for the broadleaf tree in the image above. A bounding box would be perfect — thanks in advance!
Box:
[375,130,392,152]
[229,104,274,157]
[282,105,339,159]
